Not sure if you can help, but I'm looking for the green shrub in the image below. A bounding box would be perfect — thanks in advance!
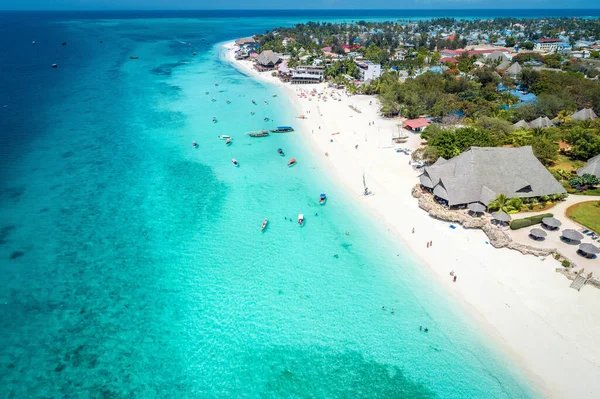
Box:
[554,254,560,260]
[510,213,554,230]
[510,219,533,230]
[561,260,571,267]
[528,204,535,210]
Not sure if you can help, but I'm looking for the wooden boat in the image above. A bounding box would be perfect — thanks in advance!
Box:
[319,193,327,205]
[218,135,231,140]
[270,125,294,133]
[261,218,268,231]
[298,214,304,226]
[231,158,239,167]
[246,130,269,137]
[225,138,232,146]
[277,148,285,156]
[287,158,297,167]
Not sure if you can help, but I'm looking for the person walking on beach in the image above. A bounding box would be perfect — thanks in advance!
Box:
[453,275,457,283]
[412,227,415,234]
[429,241,433,247]
[426,242,429,248]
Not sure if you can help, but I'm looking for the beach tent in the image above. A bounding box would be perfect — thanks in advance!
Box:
[579,243,600,257]
[492,211,511,222]
[561,229,584,242]
[529,228,547,239]
[542,217,561,229]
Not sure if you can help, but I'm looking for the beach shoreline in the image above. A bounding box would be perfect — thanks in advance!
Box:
[221,40,600,399]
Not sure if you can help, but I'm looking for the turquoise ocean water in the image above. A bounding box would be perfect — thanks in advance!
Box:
[4,10,592,397]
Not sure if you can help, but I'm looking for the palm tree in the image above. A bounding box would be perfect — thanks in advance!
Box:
[488,194,508,212]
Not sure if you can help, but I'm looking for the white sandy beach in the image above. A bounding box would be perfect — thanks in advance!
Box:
[222,41,600,399]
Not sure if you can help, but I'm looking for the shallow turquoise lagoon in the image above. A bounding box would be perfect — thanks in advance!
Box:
[0,12,539,398]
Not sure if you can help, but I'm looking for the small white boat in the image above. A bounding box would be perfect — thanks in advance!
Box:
[218,135,231,140]
[261,218,268,231]
[298,214,304,226]
[231,158,239,167]
[225,138,232,146]
[192,141,198,148]
[212,117,217,123]
[51,64,58,68]
[264,100,268,105]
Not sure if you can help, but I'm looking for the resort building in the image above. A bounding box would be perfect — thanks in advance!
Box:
[577,155,600,178]
[235,37,256,46]
[403,118,430,132]
[505,62,522,79]
[254,50,281,71]
[355,60,381,81]
[419,146,566,208]
[534,38,572,53]
[571,108,598,121]
[290,65,325,84]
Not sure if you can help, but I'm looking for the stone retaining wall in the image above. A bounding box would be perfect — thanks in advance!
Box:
[412,186,588,286]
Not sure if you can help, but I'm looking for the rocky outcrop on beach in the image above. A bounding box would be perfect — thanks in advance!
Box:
[412,186,556,257]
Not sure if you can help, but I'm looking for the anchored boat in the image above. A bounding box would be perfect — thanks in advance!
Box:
[246,130,269,137]
[225,138,232,146]
[277,148,285,156]
[261,218,268,231]
[287,158,297,167]
[270,125,294,133]
[319,193,327,205]
[218,135,231,140]
[231,158,239,167]
[298,214,304,226]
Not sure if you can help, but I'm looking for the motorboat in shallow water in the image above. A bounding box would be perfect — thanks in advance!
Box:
[319,193,327,205]
[288,158,297,167]
[225,138,232,146]
[261,218,268,231]
[277,148,284,156]
[231,158,239,167]
[218,135,231,140]
[192,141,198,148]
[298,214,304,226]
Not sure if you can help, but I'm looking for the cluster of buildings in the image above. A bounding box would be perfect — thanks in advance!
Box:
[234,38,383,85]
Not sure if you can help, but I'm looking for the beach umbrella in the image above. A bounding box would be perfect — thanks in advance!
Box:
[542,217,561,228]
[468,202,486,213]
[561,229,584,241]
[579,243,600,255]
[529,228,547,238]
[492,211,511,222]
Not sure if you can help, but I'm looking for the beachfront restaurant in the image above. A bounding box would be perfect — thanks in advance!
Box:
[418,146,566,209]
[290,65,325,84]
[254,50,281,72]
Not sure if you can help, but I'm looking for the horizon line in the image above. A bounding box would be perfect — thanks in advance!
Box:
[2,8,600,12]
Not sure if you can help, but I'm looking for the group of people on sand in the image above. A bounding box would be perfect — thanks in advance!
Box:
[426,241,433,248]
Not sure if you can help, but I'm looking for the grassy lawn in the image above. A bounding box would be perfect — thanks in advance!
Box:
[566,201,600,233]
[549,154,585,172]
